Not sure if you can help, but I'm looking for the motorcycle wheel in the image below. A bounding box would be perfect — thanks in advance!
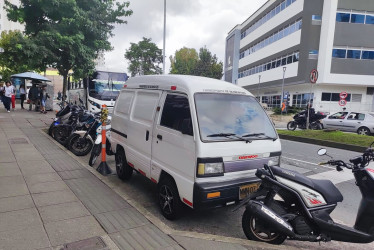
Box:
[287,121,297,131]
[53,126,71,146]
[242,209,287,245]
[89,144,101,166]
[68,134,93,156]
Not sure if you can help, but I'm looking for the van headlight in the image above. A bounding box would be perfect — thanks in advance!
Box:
[268,156,280,167]
[197,158,224,177]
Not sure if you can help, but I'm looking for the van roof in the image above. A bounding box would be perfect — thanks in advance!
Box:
[124,75,253,96]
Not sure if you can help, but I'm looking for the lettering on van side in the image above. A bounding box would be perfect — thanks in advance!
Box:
[203,89,247,95]
[139,85,159,89]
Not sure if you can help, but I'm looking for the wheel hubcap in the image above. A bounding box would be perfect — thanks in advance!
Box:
[160,185,173,215]
[250,217,279,241]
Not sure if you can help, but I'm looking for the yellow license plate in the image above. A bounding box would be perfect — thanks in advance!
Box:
[239,183,260,200]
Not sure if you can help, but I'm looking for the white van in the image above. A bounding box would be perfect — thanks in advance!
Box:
[110,75,281,220]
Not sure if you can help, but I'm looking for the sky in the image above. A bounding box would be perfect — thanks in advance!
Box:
[103,0,268,74]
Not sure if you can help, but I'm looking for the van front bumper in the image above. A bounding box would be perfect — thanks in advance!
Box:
[193,177,260,209]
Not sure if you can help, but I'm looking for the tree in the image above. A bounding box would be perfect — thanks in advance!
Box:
[125,37,163,77]
[169,47,198,75]
[5,0,132,96]
[169,46,223,80]
[0,30,46,81]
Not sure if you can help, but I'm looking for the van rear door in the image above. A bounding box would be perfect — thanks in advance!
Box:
[126,90,162,178]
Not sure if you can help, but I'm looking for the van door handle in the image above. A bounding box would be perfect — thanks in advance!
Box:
[157,134,162,140]
[146,130,149,141]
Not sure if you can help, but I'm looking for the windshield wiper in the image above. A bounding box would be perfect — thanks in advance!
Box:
[242,133,277,141]
[207,133,252,143]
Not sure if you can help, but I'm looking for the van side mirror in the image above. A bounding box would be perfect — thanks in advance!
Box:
[181,118,193,136]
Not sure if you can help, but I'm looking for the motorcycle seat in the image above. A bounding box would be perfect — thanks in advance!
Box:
[270,166,343,204]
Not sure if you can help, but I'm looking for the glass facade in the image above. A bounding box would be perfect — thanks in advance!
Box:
[321,92,351,102]
[239,19,302,60]
[336,12,374,25]
[261,95,281,108]
[238,51,299,79]
[292,93,313,108]
[240,0,297,40]
[332,47,374,60]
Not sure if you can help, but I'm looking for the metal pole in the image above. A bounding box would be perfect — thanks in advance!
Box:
[162,0,166,74]
[281,67,286,118]
[306,83,314,129]
[258,75,261,101]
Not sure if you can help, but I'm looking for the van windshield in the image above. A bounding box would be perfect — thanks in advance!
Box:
[195,93,277,142]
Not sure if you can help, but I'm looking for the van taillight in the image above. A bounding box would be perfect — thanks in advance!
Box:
[171,86,177,90]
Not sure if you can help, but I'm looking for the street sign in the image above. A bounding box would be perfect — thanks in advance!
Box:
[310,69,318,83]
[339,91,348,99]
[339,99,347,106]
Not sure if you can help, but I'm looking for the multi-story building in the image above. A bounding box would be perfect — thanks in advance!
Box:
[225,0,374,113]
[0,0,24,33]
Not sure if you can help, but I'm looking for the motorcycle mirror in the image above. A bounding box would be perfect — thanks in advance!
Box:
[317,148,327,156]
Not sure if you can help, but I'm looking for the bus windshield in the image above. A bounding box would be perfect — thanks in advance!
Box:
[88,71,128,101]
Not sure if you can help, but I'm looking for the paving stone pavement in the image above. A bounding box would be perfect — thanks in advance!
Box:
[0,106,284,250]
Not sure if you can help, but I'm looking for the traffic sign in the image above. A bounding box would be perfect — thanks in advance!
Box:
[339,91,348,99]
[310,69,318,83]
[339,99,347,106]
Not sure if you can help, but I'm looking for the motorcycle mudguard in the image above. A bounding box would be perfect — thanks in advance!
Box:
[72,131,94,144]
[95,134,102,144]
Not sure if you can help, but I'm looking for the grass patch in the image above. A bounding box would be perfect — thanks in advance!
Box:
[277,129,374,147]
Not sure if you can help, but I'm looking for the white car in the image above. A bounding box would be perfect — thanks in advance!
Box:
[322,111,374,135]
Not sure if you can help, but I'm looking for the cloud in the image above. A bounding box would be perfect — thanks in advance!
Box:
[103,0,267,74]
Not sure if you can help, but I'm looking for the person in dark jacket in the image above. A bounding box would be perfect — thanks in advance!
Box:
[28,82,39,111]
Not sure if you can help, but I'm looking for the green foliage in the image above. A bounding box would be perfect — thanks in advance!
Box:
[169,46,223,80]
[5,0,132,95]
[124,37,163,77]
[170,47,198,75]
[273,106,303,115]
[277,129,374,147]
[0,30,45,81]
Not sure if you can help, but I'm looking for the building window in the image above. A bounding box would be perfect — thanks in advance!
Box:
[351,14,365,24]
[351,94,362,102]
[332,49,347,58]
[347,50,361,59]
[366,15,374,24]
[292,94,313,108]
[312,15,322,20]
[336,13,350,22]
[321,92,351,102]
[262,95,281,108]
[240,0,298,40]
[362,51,374,60]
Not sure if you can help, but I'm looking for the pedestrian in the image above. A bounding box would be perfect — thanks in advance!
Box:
[0,82,4,105]
[10,82,16,111]
[40,86,50,114]
[3,81,15,112]
[19,84,26,109]
[28,82,39,111]
[57,90,62,100]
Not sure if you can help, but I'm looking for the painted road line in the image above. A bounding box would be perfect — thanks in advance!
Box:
[282,156,336,170]
[307,170,354,185]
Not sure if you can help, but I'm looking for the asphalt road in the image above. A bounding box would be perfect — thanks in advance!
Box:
[83,139,373,249]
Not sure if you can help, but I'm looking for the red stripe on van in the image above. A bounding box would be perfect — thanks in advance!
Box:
[128,162,134,168]
[138,169,146,176]
[151,178,157,184]
[183,198,193,207]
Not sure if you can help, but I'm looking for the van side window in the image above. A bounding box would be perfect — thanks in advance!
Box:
[160,94,193,135]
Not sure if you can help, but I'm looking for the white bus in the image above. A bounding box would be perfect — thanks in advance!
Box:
[86,71,128,113]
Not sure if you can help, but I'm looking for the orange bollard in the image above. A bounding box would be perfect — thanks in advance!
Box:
[96,104,112,175]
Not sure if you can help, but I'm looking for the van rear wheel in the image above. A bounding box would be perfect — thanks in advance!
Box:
[158,177,182,220]
[115,148,133,180]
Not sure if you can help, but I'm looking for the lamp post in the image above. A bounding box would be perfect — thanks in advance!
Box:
[280,67,287,118]
[258,75,261,102]
[163,0,166,74]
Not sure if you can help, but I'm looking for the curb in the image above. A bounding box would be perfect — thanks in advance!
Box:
[279,134,367,153]
[39,128,293,250]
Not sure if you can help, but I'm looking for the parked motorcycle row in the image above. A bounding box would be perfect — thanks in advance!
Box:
[48,100,113,164]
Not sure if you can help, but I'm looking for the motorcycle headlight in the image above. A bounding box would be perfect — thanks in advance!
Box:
[197,158,224,177]
[268,156,280,167]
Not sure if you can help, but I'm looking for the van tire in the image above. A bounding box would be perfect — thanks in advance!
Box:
[115,147,133,180]
[158,176,182,220]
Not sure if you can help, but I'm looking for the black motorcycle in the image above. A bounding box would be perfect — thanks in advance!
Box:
[287,110,326,130]
[235,144,374,245]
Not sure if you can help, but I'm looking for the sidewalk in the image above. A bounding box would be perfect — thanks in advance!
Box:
[0,106,285,250]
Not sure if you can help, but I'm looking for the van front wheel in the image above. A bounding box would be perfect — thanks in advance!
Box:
[158,177,182,220]
[115,148,133,180]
